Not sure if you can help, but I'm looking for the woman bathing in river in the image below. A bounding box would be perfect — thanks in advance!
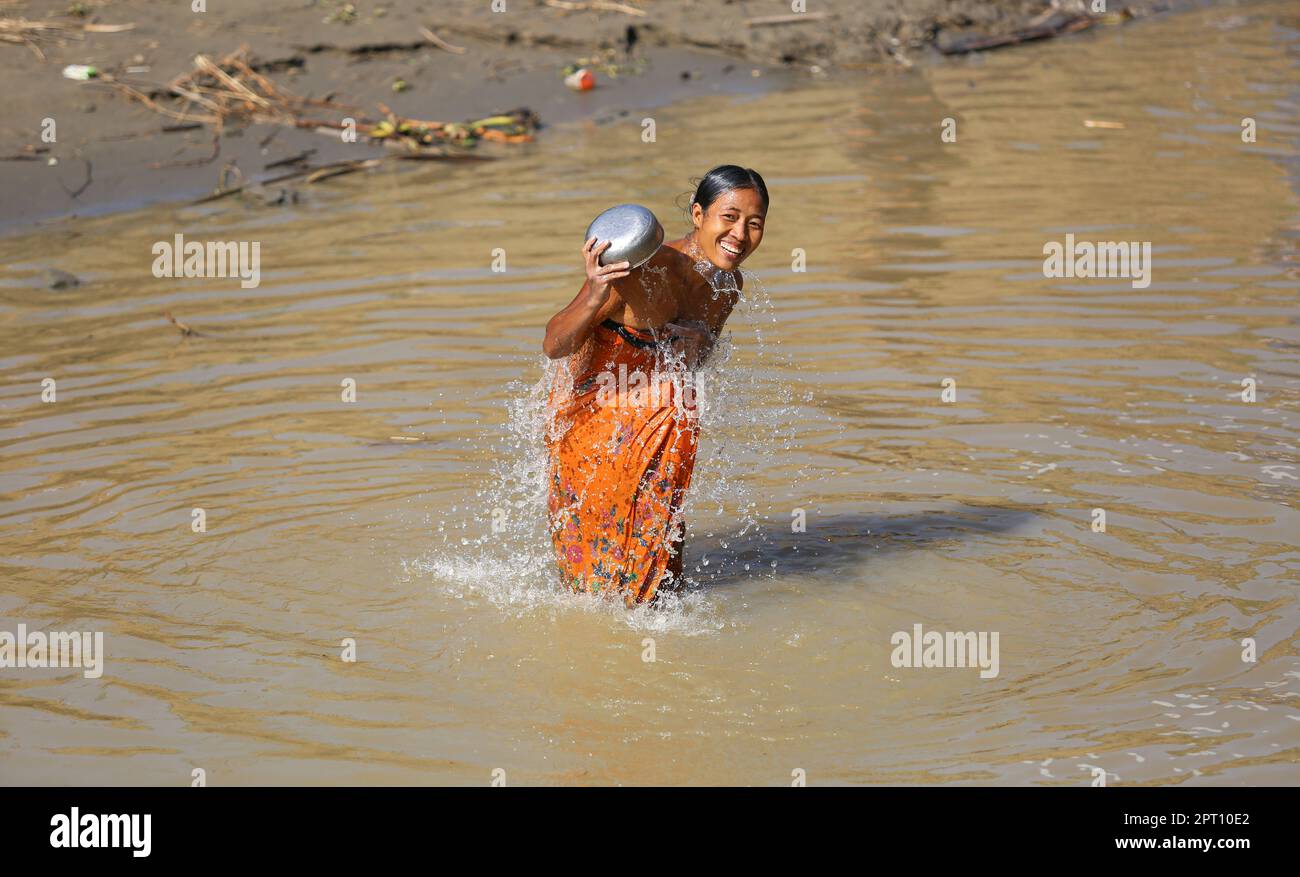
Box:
[542,165,769,606]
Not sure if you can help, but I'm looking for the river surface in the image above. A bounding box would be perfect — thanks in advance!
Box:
[1,0,1298,785]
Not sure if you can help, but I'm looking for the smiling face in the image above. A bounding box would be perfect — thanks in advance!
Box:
[690,187,766,271]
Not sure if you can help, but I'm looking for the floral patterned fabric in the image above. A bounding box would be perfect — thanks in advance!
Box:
[546,320,699,606]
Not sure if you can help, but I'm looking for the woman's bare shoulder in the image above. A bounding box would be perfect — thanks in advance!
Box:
[650,239,699,279]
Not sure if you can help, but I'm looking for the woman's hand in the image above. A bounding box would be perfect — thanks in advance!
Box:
[582,237,632,307]
[542,239,633,359]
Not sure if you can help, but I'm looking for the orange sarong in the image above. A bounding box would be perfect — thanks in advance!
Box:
[546,319,700,606]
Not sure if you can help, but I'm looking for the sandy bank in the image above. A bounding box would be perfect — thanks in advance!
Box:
[0,0,1178,234]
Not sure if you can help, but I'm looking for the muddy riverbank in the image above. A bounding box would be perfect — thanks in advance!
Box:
[0,0,1187,232]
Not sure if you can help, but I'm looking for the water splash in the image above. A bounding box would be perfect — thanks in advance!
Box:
[678,263,818,588]
[410,253,819,624]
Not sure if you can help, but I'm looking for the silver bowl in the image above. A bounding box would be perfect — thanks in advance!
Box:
[585,204,663,269]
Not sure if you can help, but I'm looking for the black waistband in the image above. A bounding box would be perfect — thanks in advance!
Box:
[601,318,668,349]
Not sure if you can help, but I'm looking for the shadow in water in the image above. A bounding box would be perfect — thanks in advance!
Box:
[684,505,1038,590]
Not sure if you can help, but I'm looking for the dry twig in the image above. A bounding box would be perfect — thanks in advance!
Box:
[544,0,646,15]
[0,17,133,59]
[420,26,465,54]
[745,12,830,27]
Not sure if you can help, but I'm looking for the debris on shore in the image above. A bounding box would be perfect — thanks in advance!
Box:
[87,48,539,197]
[366,105,539,147]
[0,16,134,60]
[105,49,350,129]
[106,48,539,147]
[937,7,1135,55]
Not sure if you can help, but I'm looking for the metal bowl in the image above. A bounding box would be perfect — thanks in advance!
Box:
[585,204,664,269]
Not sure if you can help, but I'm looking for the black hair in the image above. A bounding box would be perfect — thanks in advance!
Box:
[678,165,769,222]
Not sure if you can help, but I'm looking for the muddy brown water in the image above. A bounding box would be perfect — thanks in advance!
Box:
[1,2,1297,785]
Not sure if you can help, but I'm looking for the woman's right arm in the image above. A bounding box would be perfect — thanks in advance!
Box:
[542,238,630,359]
